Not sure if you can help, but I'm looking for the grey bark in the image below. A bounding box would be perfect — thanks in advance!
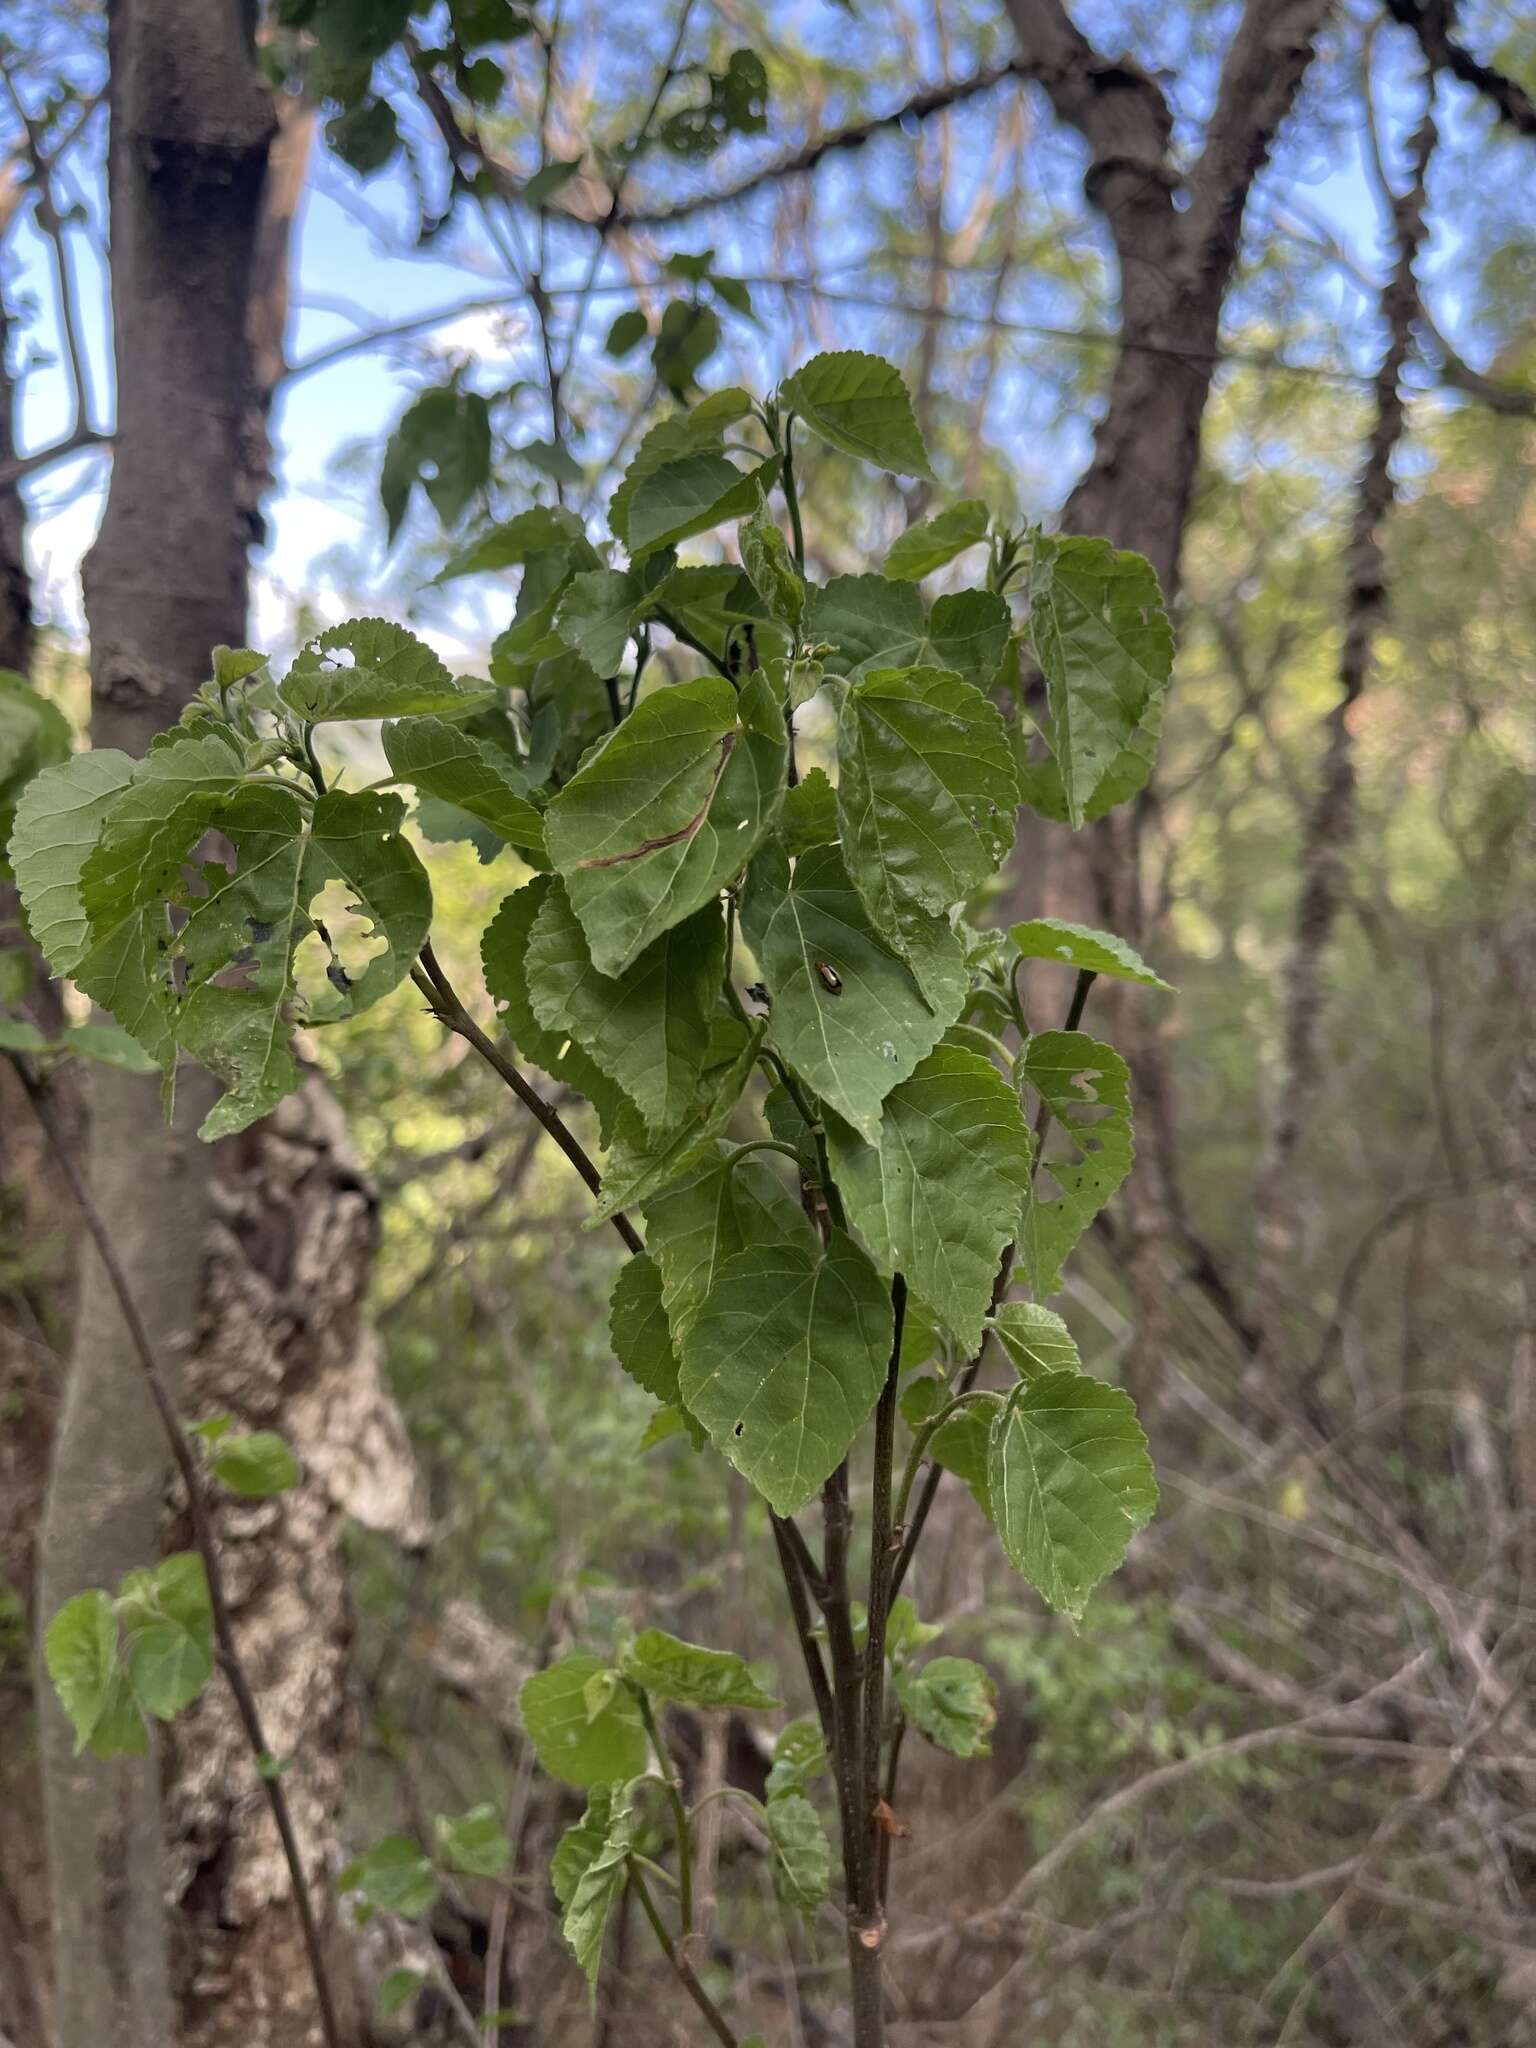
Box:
[36,5,275,2044]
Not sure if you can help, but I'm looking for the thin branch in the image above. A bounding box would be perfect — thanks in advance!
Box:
[1382,0,1536,138]
[6,1053,342,2048]
[410,943,643,1256]
[617,60,1026,227]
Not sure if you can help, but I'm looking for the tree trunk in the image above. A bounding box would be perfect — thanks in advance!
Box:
[1001,0,1333,1401]
[35,6,275,2044]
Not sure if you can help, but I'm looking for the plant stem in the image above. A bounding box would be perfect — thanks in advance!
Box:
[628,1864,739,2048]
[820,1459,885,2043]
[636,1688,694,1932]
[7,1053,342,2048]
[770,1514,836,1745]
[652,606,736,682]
[410,943,643,1256]
[780,413,807,571]
[856,1278,906,1963]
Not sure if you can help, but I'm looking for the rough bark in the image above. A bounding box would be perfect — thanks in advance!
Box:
[36,6,276,2043]
[1001,0,1334,1403]
[169,1084,427,2048]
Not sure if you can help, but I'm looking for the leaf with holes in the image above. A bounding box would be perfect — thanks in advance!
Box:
[553,1783,637,1986]
[678,1231,892,1515]
[1016,1029,1133,1297]
[545,672,784,977]
[826,1045,1033,1352]
[895,1655,997,1757]
[1009,917,1173,991]
[987,1370,1157,1620]
[281,619,489,722]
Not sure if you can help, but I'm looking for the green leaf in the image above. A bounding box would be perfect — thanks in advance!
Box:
[652,299,721,397]
[210,1430,301,1497]
[894,1655,996,1757]
[605,307,650,357]
[678,1231,892,1515]
[520,1654,649,1789]
[929,1394,1002,1517]
[74,731,243,944]
[436,505,587,581]
[1025,536,1172,828]
[780,351,934,480]
[626,453,780,560]
[643,1146,814,1341]
[62,1022,162,1072]
[740,840,964,1142]
[766,1792,831,1913]
[781,766,838,855]
[45,1590,119,1754]
[607,393,754,548]
[1008,916,1173,991]
[987,1370,1157,1620]
[280,619,487,722]
[590,1017,762,1222]
[738,499,804,630]
[609,1254,704,1447]
[989,1302,1082,1379]
[836,666,1018,936]
[380,385,491,538]
[553,1783,636,1986]
[1016,1030,1133,1297]
[0,1017,48,1053]
[377,1969,424,2019]
[545,671,785,977]
[175,787,431,1139]
[122,1553,214,1722]
[883,500,990,580]
[886,1595,942,1661]
[435,1803,510,1876]
[825,1046,1033,1352]
[807,577,1009,692]
[553,569,644,678]
[383,716,545,855]
[638,1405,694,1451]
[482,877,625,1135]
[766,1716,826,1800]
[339,1835,441,1919]
[525,880,724,1135]
[619,1628,778,1709]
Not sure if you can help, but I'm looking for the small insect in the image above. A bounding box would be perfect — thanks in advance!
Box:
[745,981,772,1011]
[813,961,843,995]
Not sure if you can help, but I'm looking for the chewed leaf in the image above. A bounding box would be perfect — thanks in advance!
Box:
[1016,1030,1133,1297]
[1009,916,1173,991]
